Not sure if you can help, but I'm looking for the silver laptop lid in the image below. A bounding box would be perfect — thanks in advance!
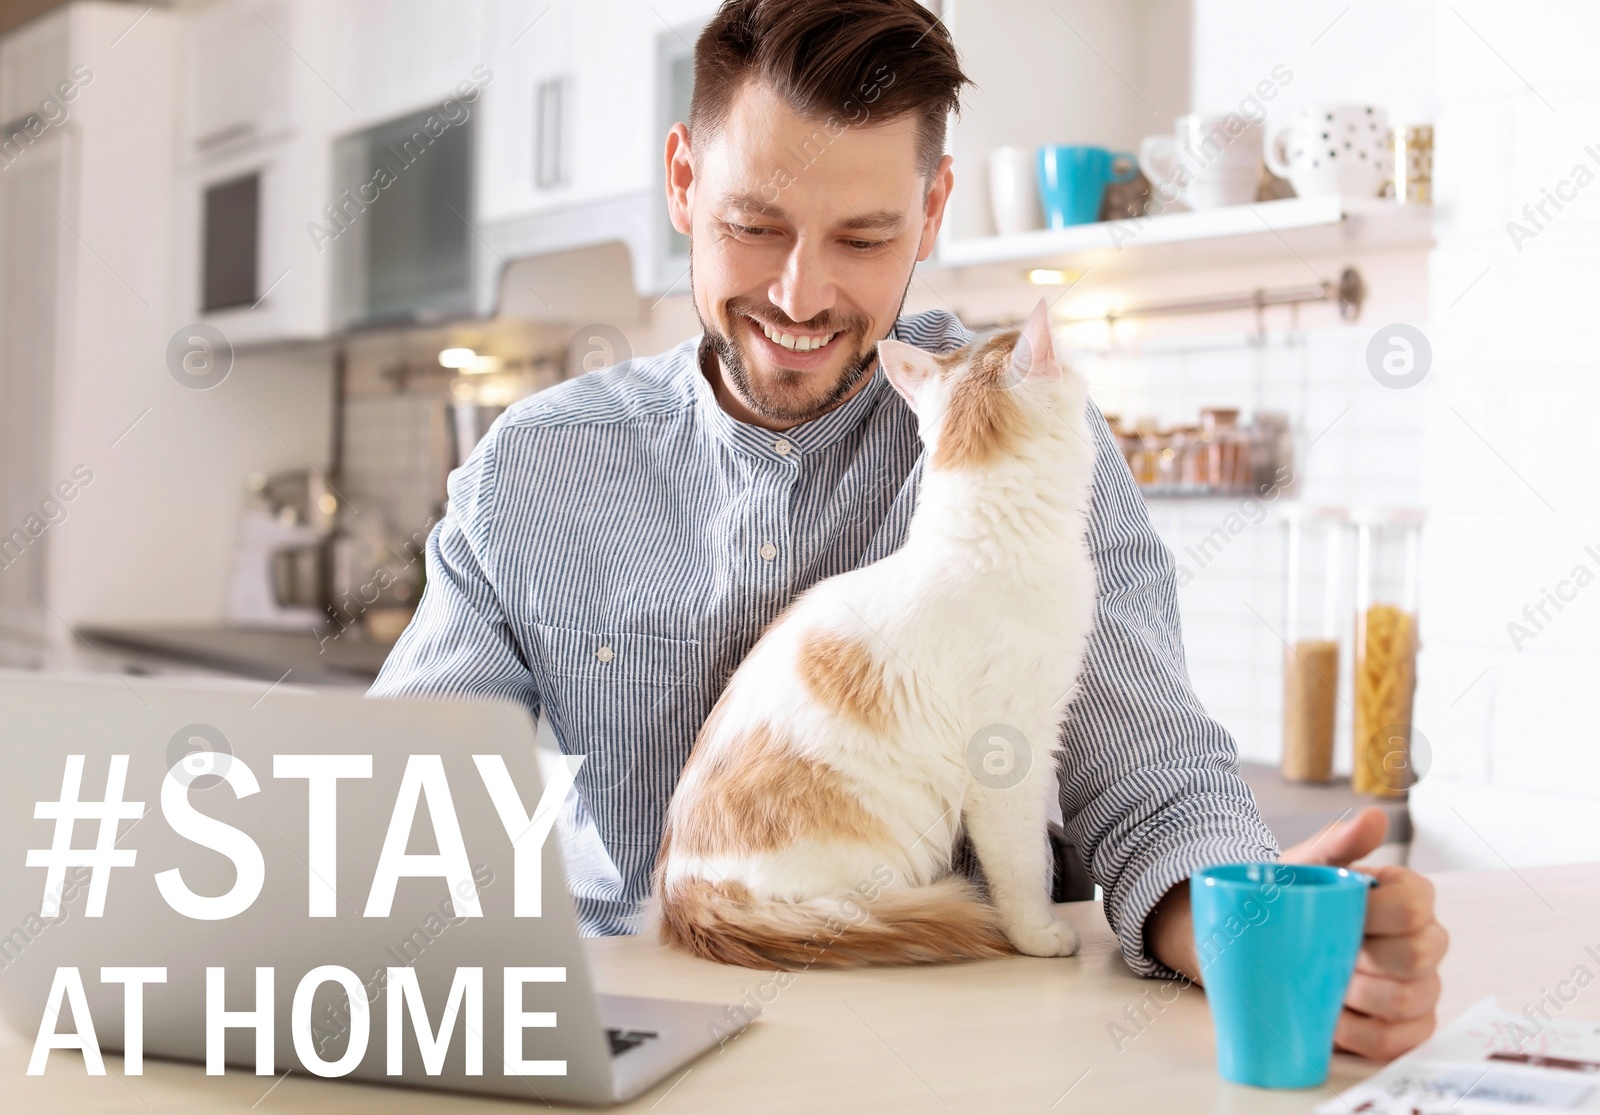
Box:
[0,670,618,1104]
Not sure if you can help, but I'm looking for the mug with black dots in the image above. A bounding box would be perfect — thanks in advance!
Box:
[1266,104,1394,200]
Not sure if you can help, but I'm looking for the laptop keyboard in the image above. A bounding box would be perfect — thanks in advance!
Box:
[606,1028,660,1056]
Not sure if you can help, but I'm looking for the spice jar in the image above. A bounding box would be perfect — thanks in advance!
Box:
[1351,509,1424,797]
[1131,418,1161,487]
[1200,408,1242,494]
[1281,506,1348,783]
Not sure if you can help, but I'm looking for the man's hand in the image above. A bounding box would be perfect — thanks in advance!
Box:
[1279,806,1449,1061]
[1144,806,1449,1062]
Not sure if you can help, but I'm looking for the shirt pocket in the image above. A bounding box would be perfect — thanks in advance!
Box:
[529,621,713,851]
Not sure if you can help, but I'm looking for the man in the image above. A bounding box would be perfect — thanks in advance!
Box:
[372,0,1446,1061]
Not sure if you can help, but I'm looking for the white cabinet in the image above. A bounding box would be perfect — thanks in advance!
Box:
[0,8,72,122]
[174,0,493,343]
[173,137,334,345]
[174,0,344,343]
[181,0,294,156]
[329,0,489,131]
[475,0,718,305]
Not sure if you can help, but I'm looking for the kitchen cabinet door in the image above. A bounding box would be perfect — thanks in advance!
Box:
[331,0,489,130]
[480,0,718,222]
[479,0,576,223]
[0,131,63,636]
[181,0,295,160]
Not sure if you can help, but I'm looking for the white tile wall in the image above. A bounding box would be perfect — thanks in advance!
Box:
[342,393,452,544]
[1409,2,1600,870]
[1068,322,1429,769]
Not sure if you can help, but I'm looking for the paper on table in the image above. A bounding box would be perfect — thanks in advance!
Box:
[1316,996,1600,1114]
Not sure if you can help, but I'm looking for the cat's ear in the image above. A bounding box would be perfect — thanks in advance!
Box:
[1010,298,1060,382]
[878,339,942,407]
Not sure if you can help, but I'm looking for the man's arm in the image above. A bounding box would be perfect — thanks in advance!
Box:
[1068,419,1450,1058]
[1057,403,1281,980]
[368,422,541,713]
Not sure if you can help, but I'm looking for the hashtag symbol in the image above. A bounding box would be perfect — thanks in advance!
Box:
[26,755,144,918]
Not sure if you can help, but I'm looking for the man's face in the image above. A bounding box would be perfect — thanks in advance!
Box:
[665,80,954,428]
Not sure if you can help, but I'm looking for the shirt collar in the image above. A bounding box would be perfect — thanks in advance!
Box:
[681,319,909,459]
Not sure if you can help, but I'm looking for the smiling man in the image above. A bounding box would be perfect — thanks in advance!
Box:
[371,0,1446,1062]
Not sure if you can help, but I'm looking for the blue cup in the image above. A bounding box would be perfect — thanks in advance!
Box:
[1190,862,1372,1089]
[1035,145,1138,227]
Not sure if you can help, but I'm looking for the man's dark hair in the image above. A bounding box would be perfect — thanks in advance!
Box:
[689,0,972,183]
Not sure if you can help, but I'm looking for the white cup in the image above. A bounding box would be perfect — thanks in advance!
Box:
[1140,113,1264,211]
[988,146,1044,236]
[1265,104,1393,200]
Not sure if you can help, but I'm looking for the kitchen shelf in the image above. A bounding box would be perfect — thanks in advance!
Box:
[928,196,1434,282]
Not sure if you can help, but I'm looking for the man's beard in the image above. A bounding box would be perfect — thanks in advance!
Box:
[690,249,914,425]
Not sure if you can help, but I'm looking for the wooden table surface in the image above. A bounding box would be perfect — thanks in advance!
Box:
[3,863,1594,1114]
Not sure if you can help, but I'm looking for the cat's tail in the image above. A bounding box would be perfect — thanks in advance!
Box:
[653,875,1015,970]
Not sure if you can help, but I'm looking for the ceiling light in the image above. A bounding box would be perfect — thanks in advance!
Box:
[1027,268,1080,286]
[439,347,476,368]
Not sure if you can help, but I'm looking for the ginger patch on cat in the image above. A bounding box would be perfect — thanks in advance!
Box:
[930,330,1028,471]
[675,723,887,858]
[797,629,895,732]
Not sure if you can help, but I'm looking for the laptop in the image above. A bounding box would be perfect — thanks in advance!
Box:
[0,670,750,1105]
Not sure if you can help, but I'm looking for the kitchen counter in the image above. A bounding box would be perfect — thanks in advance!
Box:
[2,862,1590,1113]
[1240,760,1412,857]
[83,625,391,687]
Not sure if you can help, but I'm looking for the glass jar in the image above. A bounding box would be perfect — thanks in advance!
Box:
[1351,509,1425,797]
[1173,425,1202,492]
[1131,418,1162,487]
[1249,412,1295,497]
[1280,506,1349,783]
[1200,407,1242,494]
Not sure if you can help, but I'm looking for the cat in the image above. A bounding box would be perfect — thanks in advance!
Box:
[652,297,1098,969]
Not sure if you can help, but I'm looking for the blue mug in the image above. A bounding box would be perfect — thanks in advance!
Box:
[1035,145,1138,228]
[1190,862,1372,1089]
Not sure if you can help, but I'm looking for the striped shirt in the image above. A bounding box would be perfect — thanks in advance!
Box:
[368,309,1280,980]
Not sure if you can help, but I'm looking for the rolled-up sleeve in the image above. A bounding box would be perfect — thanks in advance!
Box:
[368,423,542,715]
[1059,404,1280,980]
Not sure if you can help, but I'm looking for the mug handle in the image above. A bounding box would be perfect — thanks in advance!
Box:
[1110,151,1140,184]
[1138,135,1180,193]
[1264,127,1294,179]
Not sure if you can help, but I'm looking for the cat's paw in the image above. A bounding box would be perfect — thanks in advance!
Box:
[1007,918,1081,958]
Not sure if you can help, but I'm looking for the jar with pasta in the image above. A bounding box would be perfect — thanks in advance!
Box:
[1281,506,1349,783]
[1352,509,1424,797]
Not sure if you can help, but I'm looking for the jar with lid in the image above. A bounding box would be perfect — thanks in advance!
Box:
[1351,509,1425,797]
[1172,425,1202,492]
[1131,417,1162,487]
[1280,506,1349,783]
[1200,407,1244,493]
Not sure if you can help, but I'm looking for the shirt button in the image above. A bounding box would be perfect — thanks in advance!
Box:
[773,439,792,456]
[758,541,778,562]
[595,645,615,663]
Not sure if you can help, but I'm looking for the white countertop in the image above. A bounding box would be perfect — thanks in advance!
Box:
[3,863,1592,1113]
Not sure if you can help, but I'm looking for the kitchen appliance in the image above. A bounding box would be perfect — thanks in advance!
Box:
[1265,104,1393,200]
[224,469,335,630]
[1140,113,1265,210]
[329,100,476,329]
